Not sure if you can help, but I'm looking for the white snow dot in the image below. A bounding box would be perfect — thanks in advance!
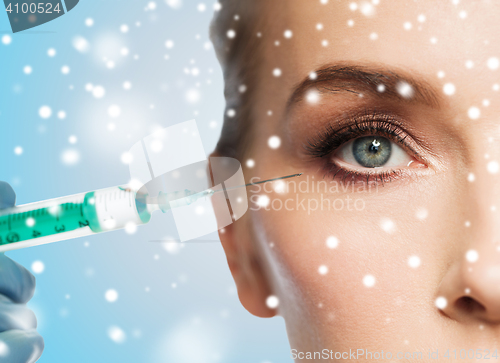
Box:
[318,265,329,275]
[92,86,106,99]
[494,84,500,91]
[108,326,126,344]
[31,261,45,274]
[483,99,490,107]
[284,30,293,38]
[363,274,376,287]
[0,341,8,357]
[125,222,137,234]
[430,37,438,44]
[403,22,412,30]
[467,172,475,182]
[105,289,119,302]
[246,159,255,168]
[162,238,181,254]
[437,71,445,78]
[23,65,32,75]
[120,47,129,56]
[58,110,66,119]
[326,236,339,249]
[238,84,247,93]
[273,180,286,193]
[465,60,474,69]
[377,84,386,92]
[488,57,499,70]
[380,217,396,233]
[466,249,479,263]
[347,19,354,27]
[321,39,329,46]
[61,149,80,166]
[39,106,52,119]
[197,3,206,11]
[166,0,182,9]
[72,36,89,53]
[459,10,467,19]
[417,14,426,22]
[165,40,174,49]
[273,68,282,77]
[316,23,324,30]
[121,152,133,164]
[408,255,421,268]
[120,24,129,33]
[106,60,115,69]
[369,33,378,40]
[14,146,23,155]
[47,48,56,57]
[306,89,320,104]
[349,2,358,11]
[360,2,375,17]
[148,1,157,10]
[487,160,499,174]
[185,88,200,104]
[61,65,70,75]
[123,81,132,90]
[85,18,94,26]
[68,135,77,144]
[226,108,236,118]
[309,72,317,80]
[443,83,456,96]
[435,296,447,309]
[465,220,471,227]
[227,29,236,39]
[256,195,270,207]
[415,207,428,220]
[266,295,279,309]
[468,107,480,120]
[2,35,11,45]
[108,105,121,118]
[320,0,328,3]
[396,81,414,98]
[268,135,281,149]
[26,217,35,227]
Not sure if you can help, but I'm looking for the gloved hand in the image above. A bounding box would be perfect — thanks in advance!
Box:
[0,182,44,362]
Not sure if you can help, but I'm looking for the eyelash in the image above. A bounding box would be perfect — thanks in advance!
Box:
[304,112,425,185]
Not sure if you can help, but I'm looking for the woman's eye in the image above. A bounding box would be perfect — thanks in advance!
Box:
[334,135,415,169]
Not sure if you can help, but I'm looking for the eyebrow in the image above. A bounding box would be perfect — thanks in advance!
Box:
[286,63,442,110]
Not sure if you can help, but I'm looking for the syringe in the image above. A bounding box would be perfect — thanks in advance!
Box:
[0,173,302,252]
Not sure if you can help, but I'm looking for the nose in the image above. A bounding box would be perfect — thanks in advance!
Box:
[437,245,500,323]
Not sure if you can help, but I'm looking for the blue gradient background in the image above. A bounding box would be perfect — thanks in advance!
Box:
[0,1,291,361]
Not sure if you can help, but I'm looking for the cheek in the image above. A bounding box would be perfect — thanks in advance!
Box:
[248,179,463,346]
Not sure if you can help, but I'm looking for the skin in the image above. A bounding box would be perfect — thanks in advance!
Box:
[215,1,500,361]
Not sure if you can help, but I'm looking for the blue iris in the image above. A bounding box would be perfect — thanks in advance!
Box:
[352,136,392,168]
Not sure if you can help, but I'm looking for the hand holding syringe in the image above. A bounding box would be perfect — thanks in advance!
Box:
[0,173,302,252]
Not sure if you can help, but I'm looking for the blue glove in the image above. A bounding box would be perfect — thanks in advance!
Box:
[0,182,44,362]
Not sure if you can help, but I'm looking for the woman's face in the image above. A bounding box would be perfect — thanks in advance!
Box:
[221,1,500,360]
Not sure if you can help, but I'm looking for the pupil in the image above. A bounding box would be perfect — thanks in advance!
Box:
[352,136,391,168]
[369,139,381,154]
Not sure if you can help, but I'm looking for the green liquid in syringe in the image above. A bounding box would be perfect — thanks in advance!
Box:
[0,196,92,246]
[0,188,151,250]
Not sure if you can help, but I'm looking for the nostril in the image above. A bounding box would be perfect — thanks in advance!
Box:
[455,296,486,314]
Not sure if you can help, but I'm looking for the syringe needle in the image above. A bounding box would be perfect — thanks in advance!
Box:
[210,172,303,194]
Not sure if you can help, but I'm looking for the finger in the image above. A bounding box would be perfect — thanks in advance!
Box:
[0,330,44,363]
[0,182,16,209]
[0,254,36,304]
[0,295,37,332]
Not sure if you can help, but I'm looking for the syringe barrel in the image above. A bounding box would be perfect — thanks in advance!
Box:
[83,187,151,232]
[0,187,151,252]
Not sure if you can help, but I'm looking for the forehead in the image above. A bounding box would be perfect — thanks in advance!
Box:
[256,1,500,102]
